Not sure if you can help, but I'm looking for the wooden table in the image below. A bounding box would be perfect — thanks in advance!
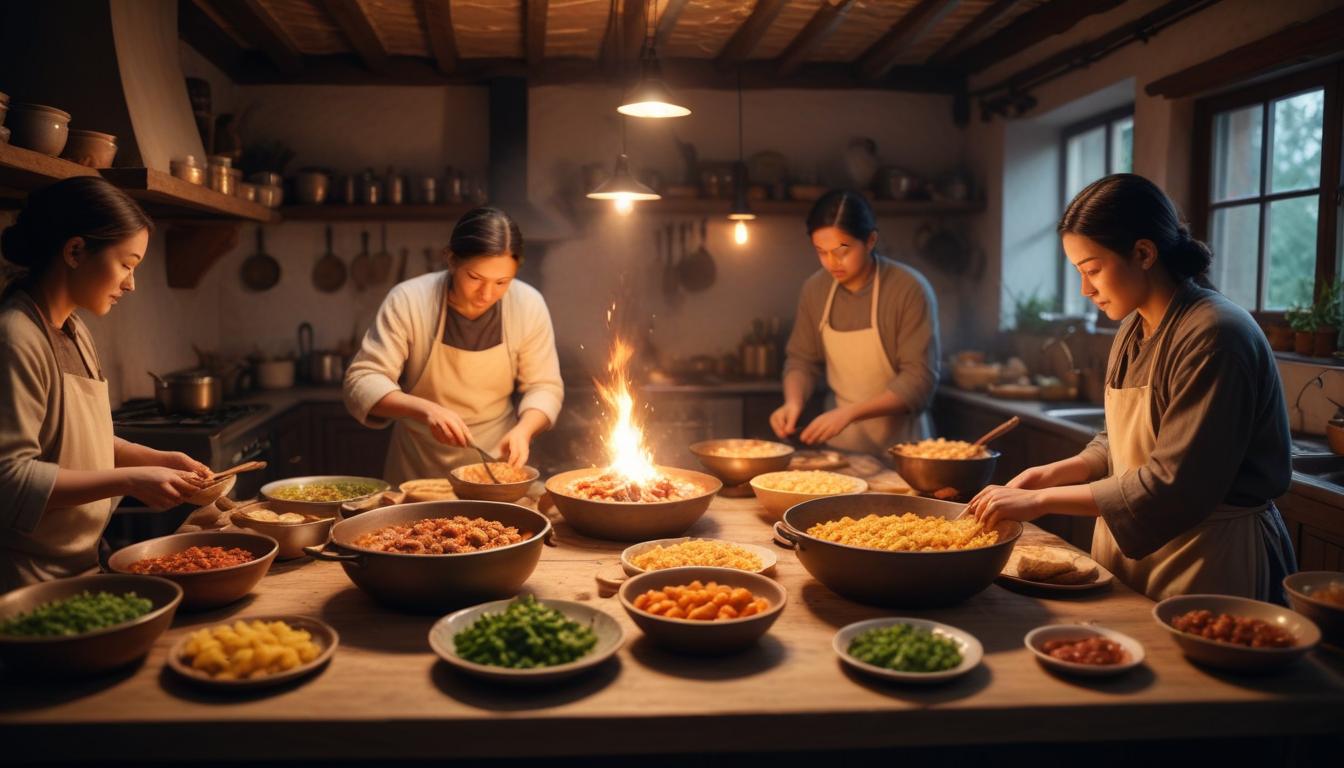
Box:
[3,492,1343,763]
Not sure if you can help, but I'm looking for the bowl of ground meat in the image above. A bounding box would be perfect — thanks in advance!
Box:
[107,531,278,610]
[1153,594,1321,671]
[304,500,553,613]
[544,466,722,542]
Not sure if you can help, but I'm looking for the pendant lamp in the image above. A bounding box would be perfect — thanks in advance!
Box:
[618,0,690,118]
[588,0,661,212]
[727,70,754,244]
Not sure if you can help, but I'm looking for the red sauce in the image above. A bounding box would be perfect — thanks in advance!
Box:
[1170,609,1295,648]
[127,546,255,574]
[1042,636,1128,665]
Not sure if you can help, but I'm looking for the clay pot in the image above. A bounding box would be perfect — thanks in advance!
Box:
[1313,328,1338,358]
[59,129,117,168]
[1264,323,1294,352]
[1294,331,1315,356]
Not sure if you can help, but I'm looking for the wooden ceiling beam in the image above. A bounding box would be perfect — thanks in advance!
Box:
[415,0,458,75]
[715,0,787,71]
[950,0,1125,73]
[599,0,646,78]
[525,0,548,70]
[776,0,855,77]
[926,0,1019,65]
[200,0,303,75]
[654,0,689,50]
[319,0,391,75]
[178,0,254,81]
[857,0,961,81]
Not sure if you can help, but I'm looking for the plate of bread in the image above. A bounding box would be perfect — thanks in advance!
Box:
[999,543,1113,592]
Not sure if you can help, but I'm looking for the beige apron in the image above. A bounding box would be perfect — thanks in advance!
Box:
[819,263,930,454]
[1091,329,1282,602]
[383,277,517,486]
[0,322,115,590]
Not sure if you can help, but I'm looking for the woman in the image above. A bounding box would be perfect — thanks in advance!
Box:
[344,207,563,485]
[0,178,211,591]
[967,174,1295,603]
[770,189,940,454]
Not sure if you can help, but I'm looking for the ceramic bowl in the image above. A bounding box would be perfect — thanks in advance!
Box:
[1023,624,1145,677]
[618,566,786,654]
[7,103,70,156]
[59,129,117,168]
[834,617,982,684]
[1152,594,1320,671]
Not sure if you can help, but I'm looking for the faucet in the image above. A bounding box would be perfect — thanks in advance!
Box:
[1293,371,1344,431]
[1040,332,1078,384]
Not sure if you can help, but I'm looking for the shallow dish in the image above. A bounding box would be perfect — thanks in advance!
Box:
[166,614,337,690]
[749,470,867,519]
[399,478,457,503]
[261,475,389,517]
[447,463,539,503]
[1283,571,1344,649]
[229,502,335,560]
[1024,624,1145,677]
[428,598,623,684]
[546,466,722,542]
[0,574,182,678]
[618,566,786,654]
[619,537,777,578]
[107,531,278,611]
[689,439,795,487]
[1153,594,1320,671]
[998,545,1114,592]
[833,617,982,684]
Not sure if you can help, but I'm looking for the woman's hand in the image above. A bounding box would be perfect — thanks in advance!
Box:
[769,401,802,439]
[1006,465,1056,490]
[799,407,853,445]
[122,467,207,510]
[493,426,531,468]
[158,450,211,478]
[420,402,472,446]
[966,485,1048,530]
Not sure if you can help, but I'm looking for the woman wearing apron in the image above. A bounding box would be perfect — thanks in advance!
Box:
[770,189,940,454]
[967,174,1295,603]
[0,178,211,591]
[344,207,563,486]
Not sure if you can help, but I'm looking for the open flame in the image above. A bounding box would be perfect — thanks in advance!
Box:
[595,337,659,484]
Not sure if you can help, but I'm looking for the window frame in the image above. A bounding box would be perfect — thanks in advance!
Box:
[1190,62,1344,319]
[1057,105,1135,314]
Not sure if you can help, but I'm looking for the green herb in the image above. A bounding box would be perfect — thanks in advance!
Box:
[0,591,154,637]
[453,595,597,669]
[848,623,963,673]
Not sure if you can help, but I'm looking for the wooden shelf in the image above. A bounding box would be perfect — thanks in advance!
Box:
[580,197,986,217]
[0,142,98,199]
[280,203,476,222]
[99,168,279,223]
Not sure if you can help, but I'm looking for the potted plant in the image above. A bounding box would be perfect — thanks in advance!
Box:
[1312,281,1342,357]
[1263,319,1294,352]
[1286,302,1317,355]
[1009,290,1054,373]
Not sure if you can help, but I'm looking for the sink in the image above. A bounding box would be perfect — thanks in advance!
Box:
[1291,453,1344,486]
[1042,407,1106,431]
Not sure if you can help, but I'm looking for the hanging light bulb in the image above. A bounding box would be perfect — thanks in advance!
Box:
[618,0,690,118]
[587,153,660,205]
[614,197,634,214]
[726,69,754,246]
[733,219,749,245]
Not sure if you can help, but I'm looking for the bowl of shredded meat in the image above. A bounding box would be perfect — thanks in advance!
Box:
[1153,594,1320,671]
[107,531,278,610]
[544,466,722,542]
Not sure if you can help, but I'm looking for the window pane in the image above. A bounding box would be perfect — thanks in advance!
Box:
[1210,204,1261,310]
[1263,195,1319,311]
[1110,116,1134,173]
[1212,105,1262,202]
[1065,126,1107,202]
[1270,89,1324,194]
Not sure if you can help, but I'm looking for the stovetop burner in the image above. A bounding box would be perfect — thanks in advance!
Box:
[111,399,268,429]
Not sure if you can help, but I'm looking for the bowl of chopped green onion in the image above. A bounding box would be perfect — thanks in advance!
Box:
[428,595,623,684]
[832,617,982,684]
[0,574,182,678]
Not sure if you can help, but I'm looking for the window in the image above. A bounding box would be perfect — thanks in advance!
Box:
[1193,64,1344,315]
[1060,107,1134,316]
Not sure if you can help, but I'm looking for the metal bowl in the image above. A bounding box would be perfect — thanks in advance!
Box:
[545,466,722,542]
[304,500,553,614]
[886,448,999,496]
[106,531,279,610]
[447,463,540,503]
[1153,594,1320,671]
[1283,571,1344,649]
[688,439,794,487]
[618,566,787,654]
[261,475,390,517]
[0,574,182,678]
[229,501,336,559]
[775,493,1021,608]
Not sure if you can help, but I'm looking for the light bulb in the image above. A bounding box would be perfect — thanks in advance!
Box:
[734,219,749,245]
[614,197,634,215]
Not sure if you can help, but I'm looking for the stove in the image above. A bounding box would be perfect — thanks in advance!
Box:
[112,400,269,429]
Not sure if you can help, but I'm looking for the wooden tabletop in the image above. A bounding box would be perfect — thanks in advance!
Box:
[3,488,1343,762]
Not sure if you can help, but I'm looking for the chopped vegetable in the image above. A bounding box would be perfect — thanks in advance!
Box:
[453,595,597,669]
[0,591,154,637]
[847,623,963,673]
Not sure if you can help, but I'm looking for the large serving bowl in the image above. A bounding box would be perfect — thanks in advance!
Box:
[689,439,795,487]
[447,463,539,503]
[304,500,553,613]
[229,500,336,559]
[0,574,182,678]
[261,475,390,517]
[885,448,999,497]
[545,466,722,542]
[1283,571,1344,649]
[749,470,867,520]
[107,531,278,610]
[775,493,1020,608]
[1153,594,1320,671]
[618,566,786,654]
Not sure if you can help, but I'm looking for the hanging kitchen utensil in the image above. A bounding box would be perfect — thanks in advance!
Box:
[679,218,716,292]
[914,221,973,276]
[350,230,374,291]
[662,222,681,305]
[239,226,280,291]
[972,416,1020,448]
[395,246,409,284]
[371,223,393,284]
[312,226,347,293]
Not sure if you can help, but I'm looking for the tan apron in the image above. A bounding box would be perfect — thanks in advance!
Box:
[0,322,115,591]
[383,277,517,486]
[1091,328,1288,602]
[819,263,931,454]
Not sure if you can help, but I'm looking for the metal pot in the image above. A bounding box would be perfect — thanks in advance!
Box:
[149,370,222,414]
[309,351,346,385]
[293,169,329,205]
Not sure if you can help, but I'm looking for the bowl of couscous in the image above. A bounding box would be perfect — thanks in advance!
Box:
[748,470,867,519]
[886,438,999,498]
[775,493,1020,608]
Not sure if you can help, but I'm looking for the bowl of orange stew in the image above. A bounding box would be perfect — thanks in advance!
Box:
[107,531,278,611]
[1152,594,1320,671]
[617,566,786,654]
[1283,571,1344,649]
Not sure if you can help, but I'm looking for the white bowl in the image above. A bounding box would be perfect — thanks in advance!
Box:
[749,471,867,519]
[1024,624,1145,677]
[833,617,982,684]
[619,537,777,577]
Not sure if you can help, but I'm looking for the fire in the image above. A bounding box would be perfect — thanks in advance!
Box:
[595,337,659,484]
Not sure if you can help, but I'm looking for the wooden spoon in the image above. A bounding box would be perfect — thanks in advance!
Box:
[208,460,268,483]
[973,416,1020,448]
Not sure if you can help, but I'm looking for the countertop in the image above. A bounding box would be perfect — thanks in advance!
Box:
[4,493,1341,762]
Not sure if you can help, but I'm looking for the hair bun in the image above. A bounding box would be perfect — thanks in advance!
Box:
[0,220,38,268]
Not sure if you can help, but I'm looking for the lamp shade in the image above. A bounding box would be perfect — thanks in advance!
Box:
[586,153,661,201]
[618,76,691,118]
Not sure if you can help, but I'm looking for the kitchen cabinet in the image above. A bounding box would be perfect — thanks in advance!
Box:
[266,402,391,481]
[1277,489,1344,571]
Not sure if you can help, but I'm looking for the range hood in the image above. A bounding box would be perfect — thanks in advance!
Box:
[487,77,572,245]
